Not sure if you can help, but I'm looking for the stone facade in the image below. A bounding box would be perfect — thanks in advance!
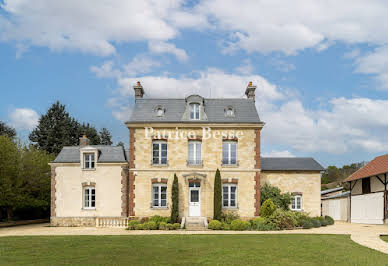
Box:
[261,171,321,216]
[51,217,96,227]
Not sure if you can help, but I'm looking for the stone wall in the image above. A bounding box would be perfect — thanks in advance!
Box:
[51,217,96,227]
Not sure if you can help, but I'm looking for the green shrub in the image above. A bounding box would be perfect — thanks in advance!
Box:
[143,221,158,230]
[268,209,298,230]
[221,211,239,224]
[173,223,181,230]
[170,174,180,223]
[135,224,144,230]
[140,217,149,223]
[302,219,313,229]
[159,222,168,230]
[208,220,222,230]
[166,224,174,230]
[213,169,222,220]
[325,215,334,225]
[251,217,266,228]
[311,218,321,228]
[290,211,310,227]
[317,217,328,226]
[251,217,278,231]
[127,220,140,230]
[260,183,292,210]
[261,199,276,218]
[221,222,231,230]
[230,219,251,231]
[149,215,170,227]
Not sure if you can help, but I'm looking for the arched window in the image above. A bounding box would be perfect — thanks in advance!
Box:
[226,107,234,117]
[156,108,164,117]
[190,103,200,120]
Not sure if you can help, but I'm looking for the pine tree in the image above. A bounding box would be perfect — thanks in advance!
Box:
[171,174,179,223]
[99,128,113,145]
[29,101,80,154]
[213,169,222,220]
[0,121,16,139]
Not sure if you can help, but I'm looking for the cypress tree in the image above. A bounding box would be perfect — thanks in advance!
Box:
[213,169,222,220]
[170,173,179,223]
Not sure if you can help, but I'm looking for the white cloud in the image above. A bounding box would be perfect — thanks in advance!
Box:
[270,58,296,72]
[262,150,295,157]
[9,108,39,131]
[90,61,121,79]
[235,59,254,75]
[148,41,189,62]
[0,0,201,56]
[197,0,388,54]
[123,56,161,76]
[355,46,388,89]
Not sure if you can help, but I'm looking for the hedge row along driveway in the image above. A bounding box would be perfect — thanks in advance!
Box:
[0,235,387,265]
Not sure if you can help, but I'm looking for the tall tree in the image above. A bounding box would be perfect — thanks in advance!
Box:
[79,123,101,145]
[116,141,125,148]
[0,136,22,220]
[29,101,80,154]
[213,169,222,220]
[170,174,179,223]
[0,121,16,139]
[99,128,113,145]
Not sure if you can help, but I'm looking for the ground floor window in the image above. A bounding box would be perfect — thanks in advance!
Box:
[84,187,96,209]
[222,184,237,208]
[152,184,167,207]
[291,195,302,211]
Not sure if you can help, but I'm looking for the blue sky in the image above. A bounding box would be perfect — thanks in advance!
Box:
[1,0,388,167]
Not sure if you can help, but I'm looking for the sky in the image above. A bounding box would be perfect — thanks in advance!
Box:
[1,0,388,167]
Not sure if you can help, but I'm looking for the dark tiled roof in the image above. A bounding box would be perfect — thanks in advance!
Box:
[261,157,325,171]
[321,187,344,195]
[127,98,261,123]
[53,145,127,163]
[345,154,388,182]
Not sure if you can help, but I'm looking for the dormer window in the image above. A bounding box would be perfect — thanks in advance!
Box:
[190,103,200,120]
[156,108,164,117]
[84,153,95,169]
[225,107,234,117]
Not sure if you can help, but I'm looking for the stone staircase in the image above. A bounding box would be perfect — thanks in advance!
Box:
[184,217,207,231]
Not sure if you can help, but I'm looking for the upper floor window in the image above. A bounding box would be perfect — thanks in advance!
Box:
[222,141,237,165]
[225,107,235,117]
[84,186,96,209]
[152,184,167,207]
[152,141,167,165]
[222,184,237,208]
[84,153,95,169]
[156,108,164,117]
[188,141,202,165]
[190,103,200,120]
[291,195,302,211]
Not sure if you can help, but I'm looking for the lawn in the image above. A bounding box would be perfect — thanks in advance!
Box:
[0,235,387,265]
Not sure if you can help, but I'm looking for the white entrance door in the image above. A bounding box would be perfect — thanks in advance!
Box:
[189,182,201,216]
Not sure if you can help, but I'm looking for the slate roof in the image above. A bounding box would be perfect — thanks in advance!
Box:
[345,154,388,182]
[53,145,127,163]
[261,157,325,171]
[126,98,262,123]
[321,187,344,195]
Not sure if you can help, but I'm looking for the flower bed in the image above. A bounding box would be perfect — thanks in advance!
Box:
[126,216,181,230]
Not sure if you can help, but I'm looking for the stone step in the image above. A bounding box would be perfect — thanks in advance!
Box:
[185,224,207,231]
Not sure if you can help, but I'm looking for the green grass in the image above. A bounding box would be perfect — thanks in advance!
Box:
[0,235,387,265]
[382,235,388,242]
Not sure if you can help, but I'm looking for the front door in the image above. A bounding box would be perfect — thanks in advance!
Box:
[189,182,201,216]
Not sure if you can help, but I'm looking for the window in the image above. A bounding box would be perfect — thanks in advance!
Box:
[225,107,234,117]
[84,153,95,169]
[152,184,167,207]
[190,103,200,120]
[152,141,167,165]
[84,187,96,209]
[156,108,164,117]
[362,177,371,194]
[188,141,202,165]
[291,195,302,211]
[222,141,237,165]
[222,184,237,208]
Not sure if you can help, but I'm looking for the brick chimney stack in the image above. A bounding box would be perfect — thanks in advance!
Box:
[79,134,90,147]
[133,81,144,99]
[245,81,256,101]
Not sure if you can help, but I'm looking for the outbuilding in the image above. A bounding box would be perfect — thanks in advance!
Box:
[345,154,388,224]
[321,187,350,221]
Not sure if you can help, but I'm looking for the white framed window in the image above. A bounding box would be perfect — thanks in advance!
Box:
[222,141,237,165]
[222,184,237,208]
[226,107,234,117]
[84,153,95,169]
[190,103,200,120]
[156,108,164,117]
[152,184,167,207]
[152,141,167,165]
[84,187,96,209]
[188,141,202,165]
[291,195,302,211]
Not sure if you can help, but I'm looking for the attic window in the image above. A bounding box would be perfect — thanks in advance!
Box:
[225,107,235,117]
[190,103,200,120]
[154,106,165,117]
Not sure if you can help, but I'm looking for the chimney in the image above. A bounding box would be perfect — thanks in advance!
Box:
[133,81,144,99]
[79,134,90,147]
[245,81,256,101]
